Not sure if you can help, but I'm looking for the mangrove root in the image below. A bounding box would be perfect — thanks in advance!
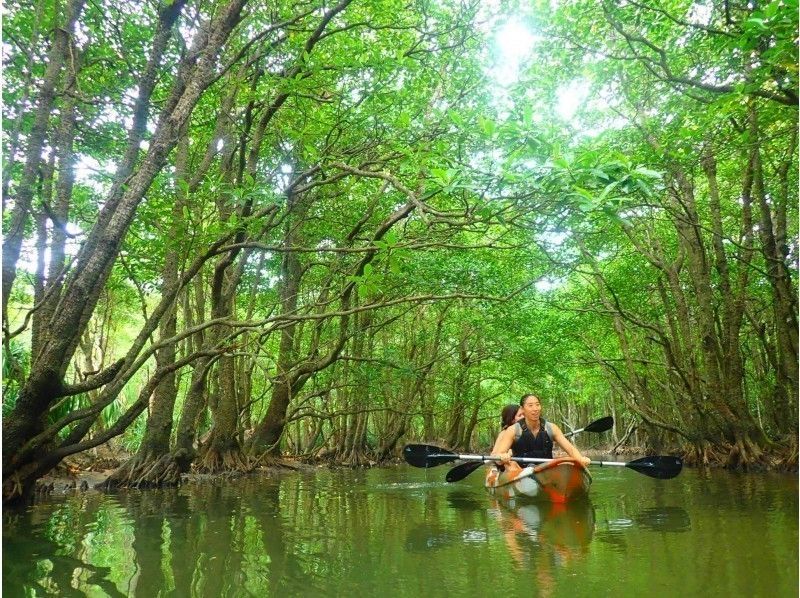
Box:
[97,453,183,490]
[194,446,252,474]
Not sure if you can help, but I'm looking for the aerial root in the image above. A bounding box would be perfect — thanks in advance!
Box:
[681,434,796,471]
[98,453,183,489]
[194,447,252,475]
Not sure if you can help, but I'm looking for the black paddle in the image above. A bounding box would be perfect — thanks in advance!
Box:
[403,443,683,480]
[444,415,614,483]
[567,415,614,436]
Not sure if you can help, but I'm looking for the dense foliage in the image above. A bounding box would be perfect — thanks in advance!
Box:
[3,0,797,502]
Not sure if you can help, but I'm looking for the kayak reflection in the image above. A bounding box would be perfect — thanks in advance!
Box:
[492,498,595,565]
[491,498,595,598]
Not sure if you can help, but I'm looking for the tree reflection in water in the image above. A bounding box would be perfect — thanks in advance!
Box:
[3,495,125,597]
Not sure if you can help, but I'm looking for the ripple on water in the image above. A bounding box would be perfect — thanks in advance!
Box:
[375,481,449,489]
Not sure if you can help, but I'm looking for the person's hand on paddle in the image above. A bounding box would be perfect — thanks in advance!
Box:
[579,455,591,467]
[494,449,512,465]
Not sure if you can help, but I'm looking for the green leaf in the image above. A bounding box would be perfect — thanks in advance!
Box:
[598,180,620,201]
[633,167,663,179]
[478,115,496,137]
[448,110,464,126]
[430,168,450,184]
[523,105,533,126]
[745,17,769,31]
[553,157,570,169]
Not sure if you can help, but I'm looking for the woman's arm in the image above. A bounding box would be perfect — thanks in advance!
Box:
[491,427,515,462]
[551,423,591,467]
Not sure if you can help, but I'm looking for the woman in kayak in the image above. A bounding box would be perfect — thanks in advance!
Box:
[490,404,524,472]
[500,403,524,430]
[492,394,591,467]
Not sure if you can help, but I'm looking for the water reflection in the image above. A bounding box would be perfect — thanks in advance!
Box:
[491,499,595,560]
[594,506,691,552]
[2,467,796,598]
[445,491,485,511]
[485,499,594,598]
[3,519,125,597]
[3,495,128,597]
[2,479,310,596]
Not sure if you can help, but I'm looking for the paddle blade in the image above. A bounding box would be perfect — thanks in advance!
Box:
[626,455,683,479]
[403,444,458,468]
[584,416,614,434]
[445,461,483,483]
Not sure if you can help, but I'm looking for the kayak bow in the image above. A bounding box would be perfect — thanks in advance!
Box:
[485,457,591,504]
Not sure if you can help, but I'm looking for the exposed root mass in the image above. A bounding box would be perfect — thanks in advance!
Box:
[194,447,252,475]
[97,453,184,490]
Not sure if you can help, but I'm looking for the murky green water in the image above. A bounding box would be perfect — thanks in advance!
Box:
[3,464,797,597]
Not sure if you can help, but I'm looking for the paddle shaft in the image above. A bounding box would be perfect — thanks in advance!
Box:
[405,442,682,479]
[565,425,589,436]
[442,453,636,468]
[445,427,593,467]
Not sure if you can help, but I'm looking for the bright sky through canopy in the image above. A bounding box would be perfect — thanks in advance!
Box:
[490,19,593,126]
[492,20,537,86]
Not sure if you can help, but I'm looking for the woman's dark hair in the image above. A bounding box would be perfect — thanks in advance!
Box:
[501,404,519,429]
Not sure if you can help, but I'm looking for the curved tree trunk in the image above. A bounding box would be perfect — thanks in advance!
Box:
[2,0,248,503]
[248,212,303,456]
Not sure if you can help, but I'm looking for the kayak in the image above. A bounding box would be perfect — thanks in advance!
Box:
[485,457,592,504]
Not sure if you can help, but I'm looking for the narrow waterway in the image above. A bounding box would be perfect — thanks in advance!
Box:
[3,463,797,597]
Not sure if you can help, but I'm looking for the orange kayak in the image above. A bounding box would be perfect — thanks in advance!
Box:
[485,457,592,504]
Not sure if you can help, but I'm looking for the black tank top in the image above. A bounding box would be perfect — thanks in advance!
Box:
[511,418,554,459]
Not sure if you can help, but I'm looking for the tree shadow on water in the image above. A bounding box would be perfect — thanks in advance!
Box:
[404,523,457,552]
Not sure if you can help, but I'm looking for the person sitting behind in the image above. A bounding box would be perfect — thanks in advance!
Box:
[491,403,524,473]
[500,403,523,431]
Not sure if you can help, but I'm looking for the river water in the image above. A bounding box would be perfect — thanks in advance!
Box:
[3,463,797,597]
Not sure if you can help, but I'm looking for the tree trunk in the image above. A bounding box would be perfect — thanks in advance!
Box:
[2,0,248,503]
[248,189,305,456]
[2,0,85,319]
[102,130,190,488]
[750,107,798,427]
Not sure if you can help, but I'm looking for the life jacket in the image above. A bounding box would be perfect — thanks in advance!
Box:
[511,418,554,460]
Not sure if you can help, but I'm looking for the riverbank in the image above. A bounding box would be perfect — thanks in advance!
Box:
[33,449,322,498]
[31,441,792,500]
[30,444,648,498]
